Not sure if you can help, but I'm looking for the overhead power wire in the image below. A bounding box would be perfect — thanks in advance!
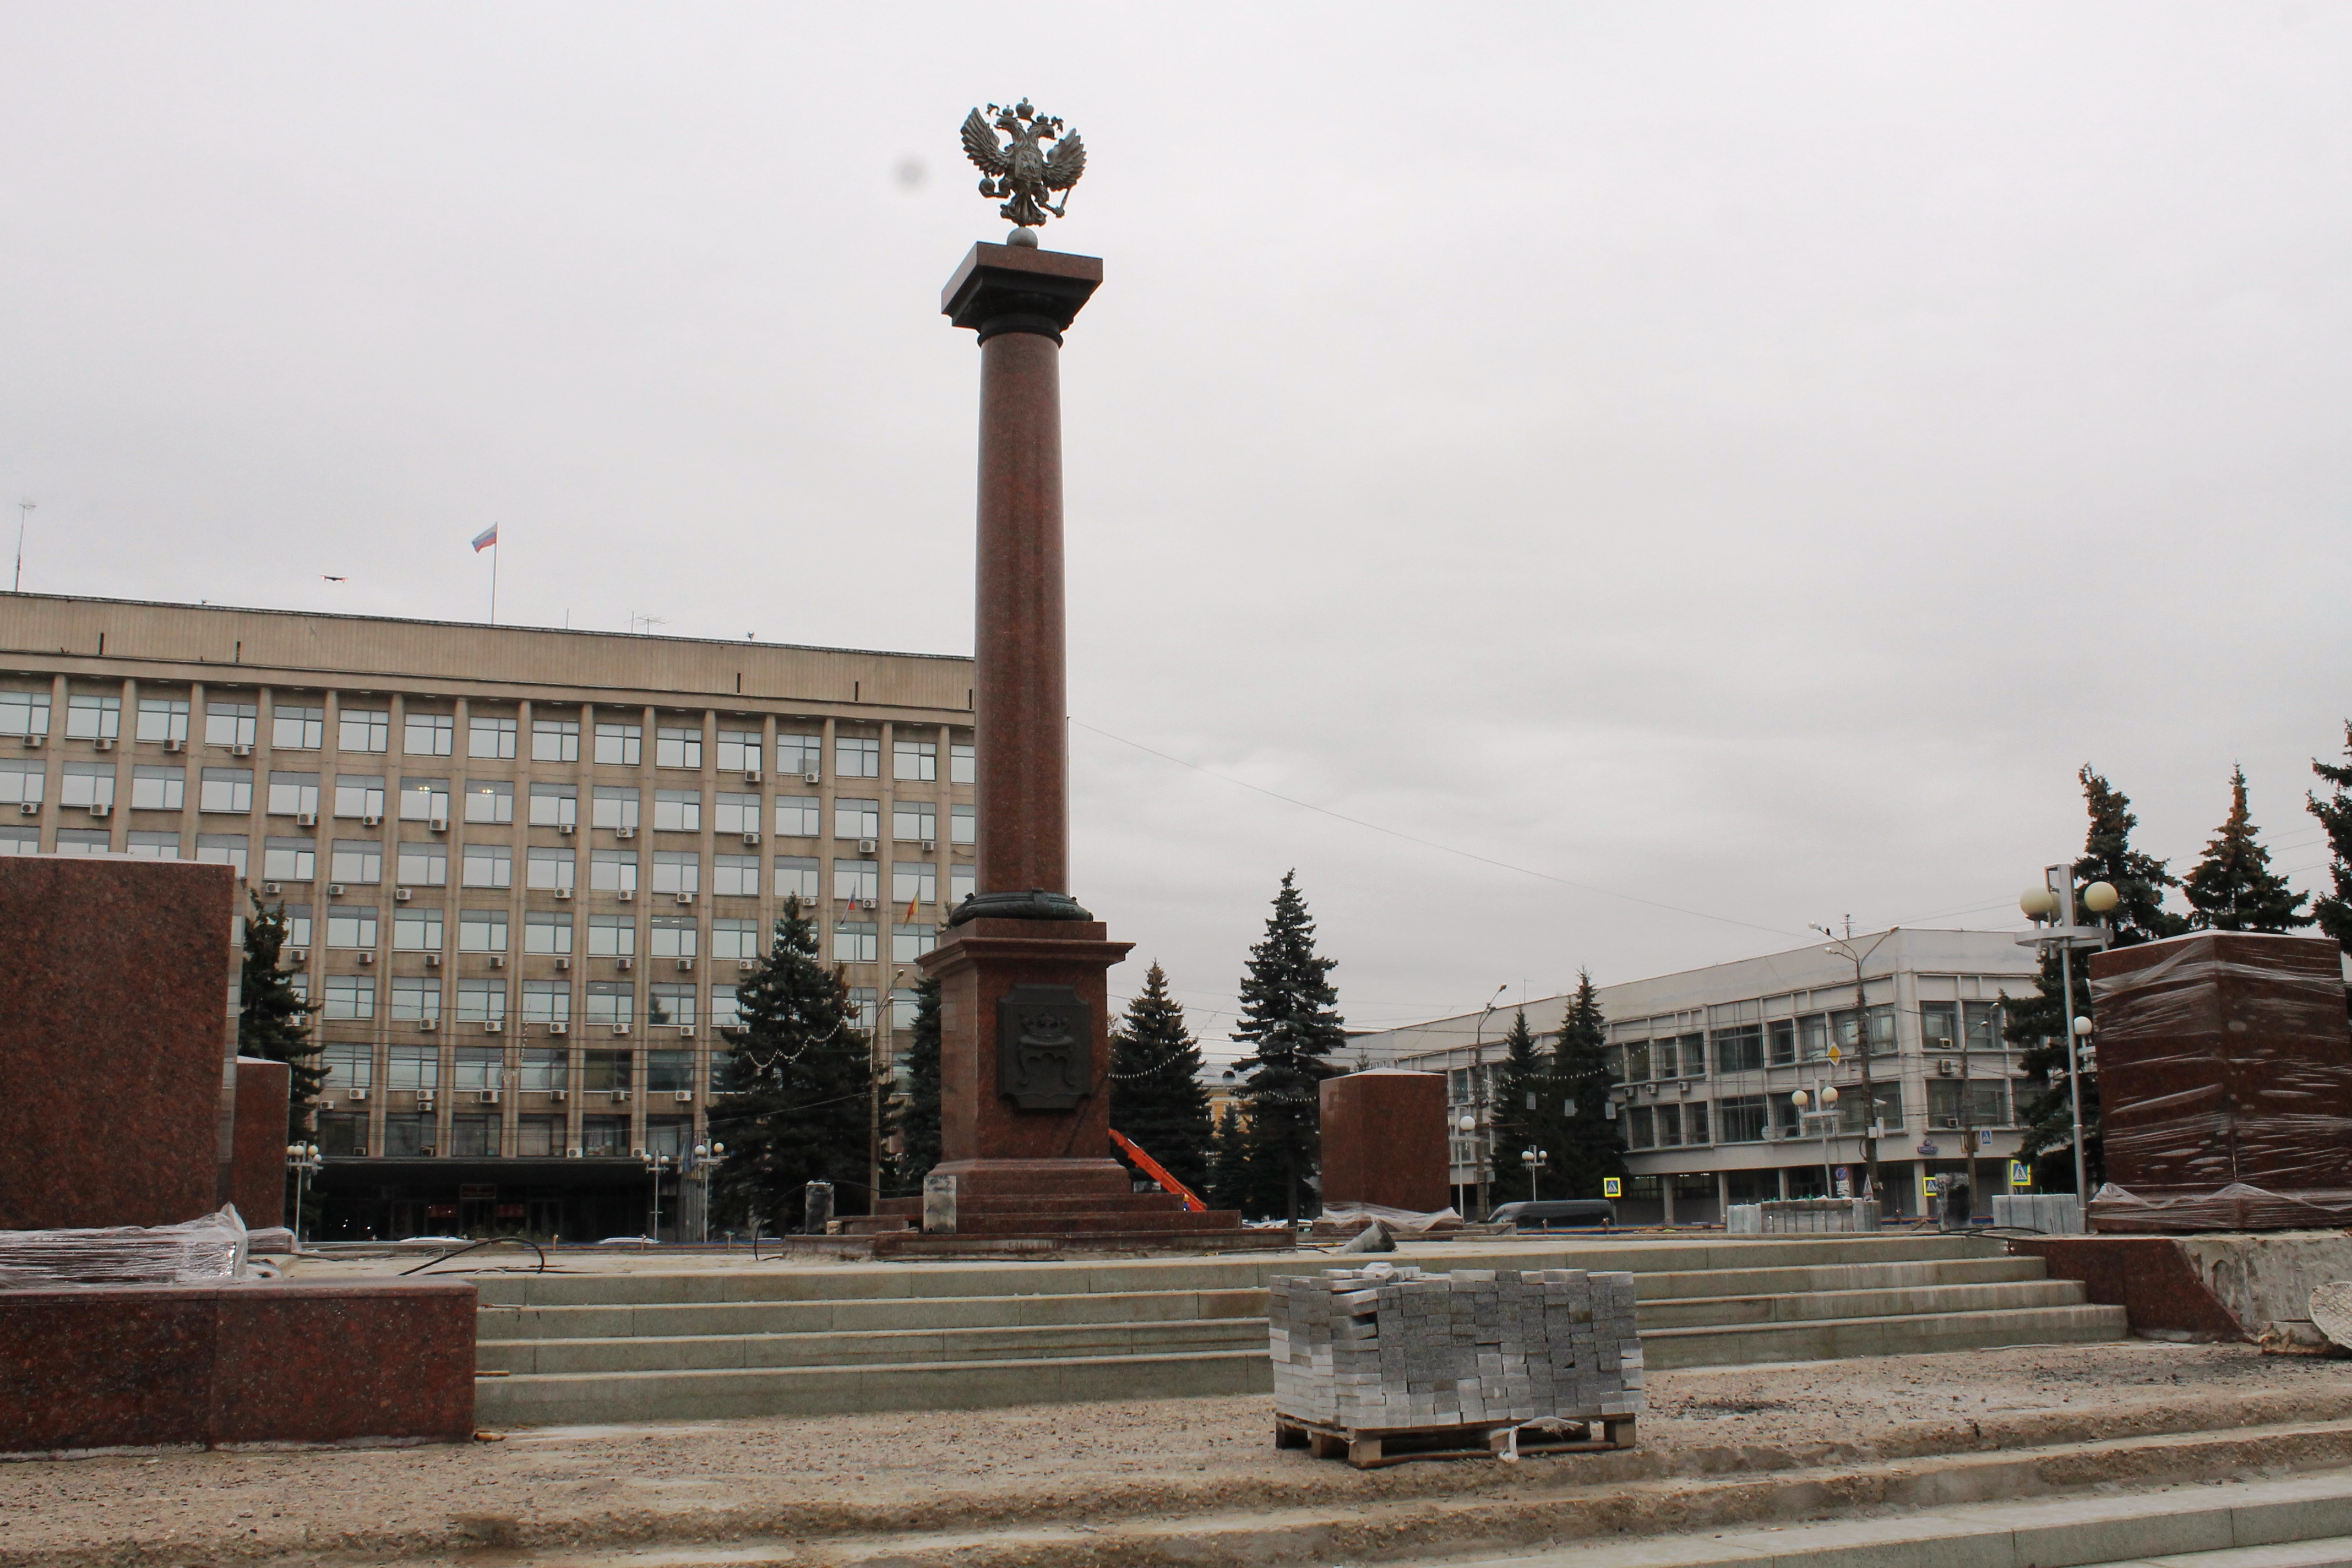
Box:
[1072,718,1806,942]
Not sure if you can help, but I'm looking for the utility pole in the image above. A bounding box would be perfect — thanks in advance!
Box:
[13,500,31,594]
[1815,922,1893,1204]
[1468,983,1507,1221]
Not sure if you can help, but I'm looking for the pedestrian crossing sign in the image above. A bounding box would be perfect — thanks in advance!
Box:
[1602,1177,1622,1199]
[2010,1160,2032,1188]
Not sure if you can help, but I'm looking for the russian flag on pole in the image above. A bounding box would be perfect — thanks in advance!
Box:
[471,524,499,552]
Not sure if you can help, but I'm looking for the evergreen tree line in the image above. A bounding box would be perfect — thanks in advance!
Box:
[2009,734,2352,1191]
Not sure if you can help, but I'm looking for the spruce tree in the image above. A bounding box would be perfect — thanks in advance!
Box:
[1107,962,1215,1199]
[1551,972,1626,1201]
[2307,723,2352,952]
[1487,1011,1551,1199]
[889,973,943,1197]
[1229,872,1347,1223]
[710,897,873,1231]
[2010,766,2185,1189]
[239,892,323,1218]
[1206,1104,1254,1214]
[2184,765,2312,933]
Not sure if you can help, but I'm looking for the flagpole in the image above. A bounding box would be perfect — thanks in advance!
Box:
[490,541,498,625]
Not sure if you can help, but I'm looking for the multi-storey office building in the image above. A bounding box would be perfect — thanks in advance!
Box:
[1350,930,2046,1224]
[1,594,976,1240]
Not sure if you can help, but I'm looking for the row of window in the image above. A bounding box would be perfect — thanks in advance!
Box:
[1619,1081,2011,1150]
[1607,1001,2008,1083]
[1,692,969,780]
[314,1113,693,1159]
[283,906,936,970]
[1,763,976,841]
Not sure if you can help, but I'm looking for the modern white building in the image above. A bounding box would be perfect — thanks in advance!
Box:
[1349,929,2048,1224]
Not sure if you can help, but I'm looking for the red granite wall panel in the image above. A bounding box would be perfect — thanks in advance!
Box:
[0,857,238,1229]
[232,1057,290,1228]
[0,1281,476,1453]
[1320,1070,1450,1213]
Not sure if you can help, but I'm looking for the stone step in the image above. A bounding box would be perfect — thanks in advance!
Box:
[1633,1253,2048,1300]
[471,1234,2012,1309]
[481,1315,1261,1375]
[1642,1302,2128,1369]
[482,1286,1271,1340]
[1401,1468,2352,1568]
[949,1209,1245,1234]
[475,1347,1268,1427]
[1636,1276,2088,1329]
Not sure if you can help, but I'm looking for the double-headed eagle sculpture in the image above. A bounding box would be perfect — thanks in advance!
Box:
[961,100,1085,229]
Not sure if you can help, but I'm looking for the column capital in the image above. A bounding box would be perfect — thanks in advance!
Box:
[941,242,1103,344]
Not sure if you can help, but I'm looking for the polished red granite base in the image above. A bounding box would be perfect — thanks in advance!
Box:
[0,858,239,1229]
[232,1058,290,1228]
[2008,1237,2248,1341]
[1320,1070,1449,1213]
[0,1280,476,1453]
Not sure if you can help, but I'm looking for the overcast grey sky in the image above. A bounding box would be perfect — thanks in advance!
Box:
[4,5,2348,1051]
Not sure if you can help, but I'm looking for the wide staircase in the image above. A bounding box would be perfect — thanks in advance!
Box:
[472,1233,2126,1429]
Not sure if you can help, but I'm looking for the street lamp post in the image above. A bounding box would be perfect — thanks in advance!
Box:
[1521,1145,1550,1202]
[1788,1084,1840,1199]
[284,1142,322,1249]
[1467,983,1508,1221]
[641,1150,675,1241]
[687,1141,726,1244]
[1812,923,1893,1204]
[2018,870,2117,1201]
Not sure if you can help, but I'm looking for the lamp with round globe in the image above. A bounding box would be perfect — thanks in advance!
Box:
[284,1142,323,1249]
[1788,1083,1840,1199]
[2017,868,2119,1206]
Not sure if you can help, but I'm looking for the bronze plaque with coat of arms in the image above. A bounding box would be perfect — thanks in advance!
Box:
[997,983,1090,1109]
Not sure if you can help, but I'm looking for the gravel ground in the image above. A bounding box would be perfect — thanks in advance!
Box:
[1,1341,2346,1567]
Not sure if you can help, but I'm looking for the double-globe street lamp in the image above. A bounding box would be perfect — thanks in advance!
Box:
[2018,869,2119,1201]
[1521,1145,1551,1202]
[1787,1083,1840,1199]
[284,1142,322,1249]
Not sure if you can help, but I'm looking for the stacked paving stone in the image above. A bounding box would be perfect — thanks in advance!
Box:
[1268,1264,1643,1432]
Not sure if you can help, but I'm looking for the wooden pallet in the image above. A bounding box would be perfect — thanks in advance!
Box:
[1275,1411,1636,1469]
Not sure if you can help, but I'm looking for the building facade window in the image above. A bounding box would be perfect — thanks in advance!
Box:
[581,1115,628,1156]
[892,861,936,905]
[1927,1079,2008,1128]
[330,841,383,884]
[711,918,759,960]
[531,718,579,763]
[522,980,570,1023]
[645,1049,693,1091]
[715,728,761,774]
[1717,1094,1769,1142]
[587,914,635,957]
[393,906,444,951]
[775,796,819,837]
[656,726,702,769]
[390,976,441,1021]
[714,791,759,835]
[66,694,121,740]
[335,776,385,819]
[585,983,633,1029]
[834,921,878,963]
[457,979,507,1024]
[654,788,701,832]
[651,851,699,894]
[950,742,974,783]
[320,1042,372,1096]
[383,1114,434,1157]
[339,708,390,753]
[126,830,181,858]
[398,778,450,823]
[591,786,639,830]
[1713,1025,1763,1074]
[61,761,114,809]
[263,837,315,882]
[893,801,936,842]
[460,908,509,951]
[594,723,641,766]
[129,765,182,811]
[529,782,578,826]
[774,856,820,901]
[835,798,880,840]
[526,846,575,890]
[0,760,42,806]
[833,858,878,901]
[648,985,695,1028]
[55,829,110,854]
[893,923,937,964]
[405,712,455,756]
[591,850,638,891]
[1837,1082,1904,1134]
[469,715,518,759]
[204,701,258,748]
[398,839,449,886]
[268,771,320,816]
[709,985,741,1029]
[524,909,572,954]
[135,698,188,743]
[324,974,375,1020]
[199,768,253,813]
[327,903,378,950]
[950,863,975,907]
[894,739,937,781]
[516,1048,566,1091]
[712,853,759,896]
[462,842,513,888]
[647,915,696,958]
[950,803,976,845]
[197,834,250,876]
[836,736,880,778]
[449,1115,500,1157]
[464,780,514,824]
[273,704,324,750]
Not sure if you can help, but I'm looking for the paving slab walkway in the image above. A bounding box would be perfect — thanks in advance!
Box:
[0,1340,2345,1568]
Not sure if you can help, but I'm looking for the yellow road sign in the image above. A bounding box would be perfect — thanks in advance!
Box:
[1602,1177,1623,1199]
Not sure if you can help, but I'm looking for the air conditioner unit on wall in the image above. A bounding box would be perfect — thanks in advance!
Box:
[556,955,572,970]
[478,1090,500,1104]
[558,822,575,835]
[295,811,318,827]
[742,831,760,845]
[484,1020,503,1034]
[395,888,412,902]
[418,1019,438,1031]
[549,1021,569,1035]
[612,1088,630,1102]
[673,1090,693,1103]
[489,954,506,968]
[357,951,375,965]
[618,888,635,902]
[361,814,381,827]
[856,839,877,854]
[348,1087,367,1102]
[288,948,308,964]
[802,771,820,786]
[1937,1059,1958,1076]
[88,802,111,818]
[677,1027,694,1040]
[94,736,114,752]
[263,881,282,895]
[552,1088,568,1101]
[554,887,574,900]
[21,733,43,749]
[617,956,633,971]
[611,1022,629,1036]
[328,883,345,896]
[922,840,935,853]
[426,952,441,967]
[677,956,693,972]
[16,802,36,815]
[675,891,694,905]
[616,825,636,839]
[232,743,253,758]
[744,769,761,783]
[164,737,184,753]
